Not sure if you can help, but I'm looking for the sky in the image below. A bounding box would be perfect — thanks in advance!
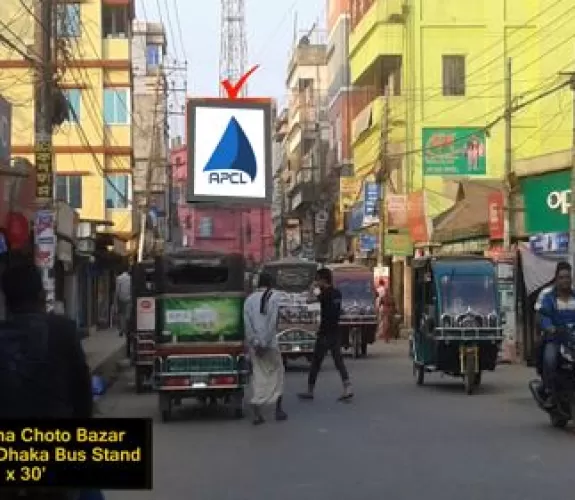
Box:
[139,0,325,105]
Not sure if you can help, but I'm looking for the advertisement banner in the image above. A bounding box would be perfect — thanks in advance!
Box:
[407,192,429,243]
[35,136,53,202]
[161,296,244,341]
[187,99,272,205]
[339,176,357,212]
[422,127,486,176]
[363,182,379,226]
[488,191,504,240]
[519,169,570,234]
[34,209,56,268]
[386,194,407,228]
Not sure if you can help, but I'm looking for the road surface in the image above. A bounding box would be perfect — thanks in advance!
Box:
[102,342,574,500]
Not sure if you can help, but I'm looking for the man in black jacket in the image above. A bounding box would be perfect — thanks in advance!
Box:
[0,258,93,419]
[298,268,353,401]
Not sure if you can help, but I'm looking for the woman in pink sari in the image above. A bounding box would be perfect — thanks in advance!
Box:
[376,281,396,343]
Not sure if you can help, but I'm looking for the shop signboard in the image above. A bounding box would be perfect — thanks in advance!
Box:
[386,194,407,228]
[359,233,376,252]
[339,176,357,212]
[422,127,486,176]
[347,202,364,233]
[520,169,570,234]
[488,191,504,240]
[384,233,413,256]
[35,135,53,203]
[362,182,379,226]
[529,232,569,255]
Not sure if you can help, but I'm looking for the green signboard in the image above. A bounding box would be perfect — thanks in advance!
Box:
[384,233,413,256]
[519,169,570,234]
[161,296,244,342]
[422,127,486,176]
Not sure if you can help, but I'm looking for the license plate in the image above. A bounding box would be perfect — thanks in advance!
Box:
[191,382,208,388]
[293,345,301,352]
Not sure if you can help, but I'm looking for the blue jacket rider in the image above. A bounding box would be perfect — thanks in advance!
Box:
[537,261,575,406]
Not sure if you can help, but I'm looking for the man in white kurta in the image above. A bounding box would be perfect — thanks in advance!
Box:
[243,273,287,425]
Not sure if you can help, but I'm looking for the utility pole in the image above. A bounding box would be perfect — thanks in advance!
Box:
[503,57,513,250]
[137,68,163,262]
[568,71,575,268]
[34,0,54,204]
[34,0,56,312]
[376,86,390,266]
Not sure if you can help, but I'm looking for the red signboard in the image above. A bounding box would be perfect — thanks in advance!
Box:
[488,191,504,240]
[407,192,429,243]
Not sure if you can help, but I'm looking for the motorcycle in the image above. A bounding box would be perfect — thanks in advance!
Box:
[529,326,575,428]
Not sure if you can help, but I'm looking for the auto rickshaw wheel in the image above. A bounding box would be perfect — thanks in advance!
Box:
[464,352,477,395]
[135,368,145,394]
[414,363,425,385]
[550,413,568,428]
[351,328,362,359]
[159,393,172,422]
[231,389,245,419]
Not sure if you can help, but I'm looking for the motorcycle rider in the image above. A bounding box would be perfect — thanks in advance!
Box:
[536,261,575,408]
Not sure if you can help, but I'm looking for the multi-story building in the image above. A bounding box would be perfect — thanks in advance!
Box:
[169,143,274,264]
[349,0,574,218]
[0,0,136,242]
[326,0,367,260]
[131,20,169,249]
[272,109,288,257]
[282,32,330,260]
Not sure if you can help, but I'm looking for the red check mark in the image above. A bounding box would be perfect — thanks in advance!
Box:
[221,65,260,99]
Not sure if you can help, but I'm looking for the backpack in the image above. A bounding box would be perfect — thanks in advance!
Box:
[0,314,64,418]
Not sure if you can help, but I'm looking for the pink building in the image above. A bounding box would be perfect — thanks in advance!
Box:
[170,145,274,263]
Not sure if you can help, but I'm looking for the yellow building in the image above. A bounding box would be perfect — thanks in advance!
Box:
[0,0,135,239]
[348,0,574,218]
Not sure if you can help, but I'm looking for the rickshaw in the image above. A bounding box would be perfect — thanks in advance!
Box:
[153,249,249,421]
[260,257,319,366]
[132,259,156,393]
[411,256,504,394]
[326,263,377,358]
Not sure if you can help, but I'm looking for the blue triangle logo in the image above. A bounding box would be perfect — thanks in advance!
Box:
[203,116,257,182]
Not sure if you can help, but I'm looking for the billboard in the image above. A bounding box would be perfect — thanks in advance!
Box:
[187,99,272,204]
[422,127,486,176]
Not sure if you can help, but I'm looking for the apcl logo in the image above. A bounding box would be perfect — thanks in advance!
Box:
[203,116,257,185]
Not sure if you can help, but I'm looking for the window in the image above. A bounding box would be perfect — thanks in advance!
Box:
[146,44,162,69]
[63,89,81,122]
[198,217,213,238]
[105,174,130,209]
[103,89,129,125]
[442,55,466,96]
[56,175,82,209]
[102,5,129,38]
[56,3,81,37]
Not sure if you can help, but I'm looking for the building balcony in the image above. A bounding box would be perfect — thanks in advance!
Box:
[288,166,321,212]
[352,94,406,145]
[349,0,406,83]
[102,37,130,61]
[351,94,406,174]
[105,208,135,235]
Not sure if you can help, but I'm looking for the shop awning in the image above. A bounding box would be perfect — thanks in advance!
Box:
[433,180,504,243]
